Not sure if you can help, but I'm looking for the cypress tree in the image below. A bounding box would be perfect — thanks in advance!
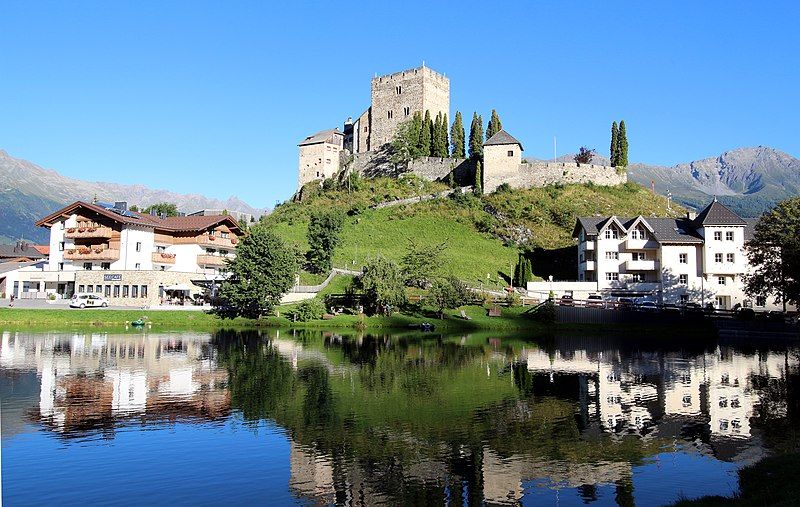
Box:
[433,113,442,157]
[420,110,432,157]
[524,258,533,284]
[486,109,503,140]
[468,113,484,160]
[610,121,619,167]
[618,120,629,167]
[474,160,483,196]
[451,111,465,158]
[441,113,449,158]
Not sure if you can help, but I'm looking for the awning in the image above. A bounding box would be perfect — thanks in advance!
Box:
[164,284,191,292]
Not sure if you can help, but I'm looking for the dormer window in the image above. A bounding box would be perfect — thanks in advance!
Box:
[604,227,619,239]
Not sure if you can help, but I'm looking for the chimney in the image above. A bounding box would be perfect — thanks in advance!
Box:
[114,201,127,211]
[687,211,697,221]
[159,212,166,219]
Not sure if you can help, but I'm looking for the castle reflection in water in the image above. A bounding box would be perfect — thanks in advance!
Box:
[1,330,796,505]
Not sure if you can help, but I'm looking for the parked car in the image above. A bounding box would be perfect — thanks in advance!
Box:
[617,297,634,309]
[586,294,605,308]
[70,293,109,309]
[558,295,575,306]
[636,301,659,312]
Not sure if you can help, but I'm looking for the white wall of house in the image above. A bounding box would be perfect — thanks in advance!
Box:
[117,226,155,271]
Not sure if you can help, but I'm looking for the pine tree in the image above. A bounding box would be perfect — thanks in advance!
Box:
[618,120,629,167]
[420,110,432,157]
[451,111,465,158]
[468,113,484,160]
[474,160,483,195]
[486,109,503,140]
[610,121,619,167]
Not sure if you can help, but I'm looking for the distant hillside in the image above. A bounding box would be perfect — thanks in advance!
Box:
[264,176,680,284]
[0,149,265,244]
[534,146,798,217]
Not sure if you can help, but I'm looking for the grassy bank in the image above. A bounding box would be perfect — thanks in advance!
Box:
[673,453,800,506]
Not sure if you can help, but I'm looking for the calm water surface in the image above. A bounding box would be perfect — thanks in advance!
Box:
[2,329,798,506]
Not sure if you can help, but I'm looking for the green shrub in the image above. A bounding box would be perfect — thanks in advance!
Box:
[504,291,521,307]
[293,297,326,321]
[531,300,556,323]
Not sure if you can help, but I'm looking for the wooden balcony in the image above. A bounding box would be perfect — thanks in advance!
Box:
[197,254,227,267]
[64,226,113,239]
[196,235,238,249]
[64,247,120,261]
[152,252,176,264]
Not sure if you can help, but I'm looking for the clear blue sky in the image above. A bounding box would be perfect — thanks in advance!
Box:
[2,1,798,209]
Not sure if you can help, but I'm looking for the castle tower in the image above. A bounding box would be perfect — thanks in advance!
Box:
[483,130,523,193]
[366,65,450,150]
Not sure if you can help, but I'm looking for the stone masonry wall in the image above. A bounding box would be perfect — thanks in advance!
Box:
[347,148,475,184]
[74,270,207,307]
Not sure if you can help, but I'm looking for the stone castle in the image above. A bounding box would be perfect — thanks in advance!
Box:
[298,65,625,192]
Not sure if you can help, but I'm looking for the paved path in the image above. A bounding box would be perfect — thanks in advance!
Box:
[6,299,208,311]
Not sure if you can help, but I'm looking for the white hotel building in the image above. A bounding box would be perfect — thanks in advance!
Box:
[0,200,241,306]
[529,200,787,311]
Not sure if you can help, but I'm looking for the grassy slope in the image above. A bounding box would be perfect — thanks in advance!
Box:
[265,177,682,285]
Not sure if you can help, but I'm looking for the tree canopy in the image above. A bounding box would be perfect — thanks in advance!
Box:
[142,202,179,217]
[357,256,407,314]
[468,113,484,160]
[486,109,503,140]
[574,147,596,164]
[428,275,471,317]
[401,240,445,288]
[450,111,465,158]
[744,197,800,309]
[216,225,298,319]
[306,209,345,274]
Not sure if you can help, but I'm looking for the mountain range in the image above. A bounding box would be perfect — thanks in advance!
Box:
[0,149,265,245]
[2,146,797,245]
[543,146,798,218]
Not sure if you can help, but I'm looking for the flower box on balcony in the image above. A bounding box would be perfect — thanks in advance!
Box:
[208,236,216,241]
[67,228,76,233]
[78,228,86,233]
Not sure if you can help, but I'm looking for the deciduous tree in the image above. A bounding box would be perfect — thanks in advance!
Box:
[306,209,345,274]
[401,240,445,288]
[215,226,298,319]
[428,275,471,317]
[142,202,179,217]
[744,197,800,309]
[574,147,596,164]
[357,256,407,314]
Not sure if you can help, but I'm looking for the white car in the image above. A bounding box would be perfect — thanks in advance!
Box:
[70,293,109,308]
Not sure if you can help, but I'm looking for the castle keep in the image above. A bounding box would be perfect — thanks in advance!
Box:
[298,65,624,191]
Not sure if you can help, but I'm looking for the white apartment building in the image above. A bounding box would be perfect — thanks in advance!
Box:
[530,200,785,311]
[1,200,241,305]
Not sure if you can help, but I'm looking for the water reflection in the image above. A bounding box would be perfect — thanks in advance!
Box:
[2,329,798,506]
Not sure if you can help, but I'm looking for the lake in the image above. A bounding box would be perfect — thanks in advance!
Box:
[2,329,798,506]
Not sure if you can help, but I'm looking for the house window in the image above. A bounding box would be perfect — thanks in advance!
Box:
[718,276,726,285]
[726,231,734,241]
[605,272,619,281]
[507,150,514,157]
[631,273,645,282]
[605,252,619,260]
[404,106,410,116]
[756,296,766,307]
[604,228,619,239]
[59,242,65,251]
[78,285,85,293]
[714,231,722,241]
[113,285,120,297]
[95,285,102,293]
[715,253,723,263]
[135,242,142,252]
[141,285,148,298]
[135,263,141,270]
[679,253,688,264]
[122,285,129,297]
[680,294,689,303]
[632,252,647,261]
[83,262,93,270]
[58,262,64,271]
[220,232,229,239]
[101,262,111,270]
[86,285,93,293]
[156,245,166,253]
[726,253,735,263]
[104,285,111,297]
[396,85,401,94]
[387,110,393,119]
[679,274,688,284]
[131,285,138,298]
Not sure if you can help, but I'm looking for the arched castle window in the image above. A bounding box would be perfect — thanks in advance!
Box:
[404,106,410,116]
[387,110,393,119]
[396,85,402,94]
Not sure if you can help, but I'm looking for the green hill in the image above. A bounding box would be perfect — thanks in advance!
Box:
[263,175,682,286]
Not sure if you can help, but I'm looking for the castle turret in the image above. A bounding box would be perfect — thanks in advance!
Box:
[483,130,523,193]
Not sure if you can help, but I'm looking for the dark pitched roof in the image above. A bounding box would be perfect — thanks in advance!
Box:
[484,130,523,150]
[574,216,704,244]
[0,243,47,260]
[298,128,343,146]
[0,260,44,276]
[694,200,747,226]
[36,201,241,234]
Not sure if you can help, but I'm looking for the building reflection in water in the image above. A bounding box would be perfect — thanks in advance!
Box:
[2,330,797,505]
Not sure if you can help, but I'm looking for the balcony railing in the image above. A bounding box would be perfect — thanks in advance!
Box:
[625,238,659,250]
[580,260,596,270]
[197,235,238,249]
[152,252,176,264]
[583,242,595,251]
[625,259,660,271]
[64,247,120,261]
[197,254,228,267]
[64,226,113,239]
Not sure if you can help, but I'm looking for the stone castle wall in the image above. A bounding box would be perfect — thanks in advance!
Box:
[486,162,627,193]
[348,148,474,183]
